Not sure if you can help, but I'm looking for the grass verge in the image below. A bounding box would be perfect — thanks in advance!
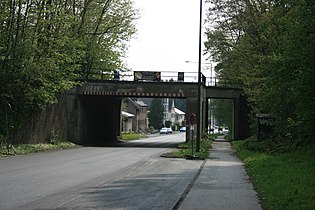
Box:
[160,135,214,160]
[121,132,147,141]
[1,142,78,157]
[233,140,315,210]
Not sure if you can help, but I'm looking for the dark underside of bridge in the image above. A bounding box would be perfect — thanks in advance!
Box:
[79,95,121,145]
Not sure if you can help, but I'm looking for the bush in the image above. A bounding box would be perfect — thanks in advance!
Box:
[161,135,214,160]
[121,132,145,141]
[1,142,77,157]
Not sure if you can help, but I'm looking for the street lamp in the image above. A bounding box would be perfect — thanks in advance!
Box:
[196,0,203,154]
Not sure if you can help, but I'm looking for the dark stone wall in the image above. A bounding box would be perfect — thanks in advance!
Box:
[238,94,251,140]
[13,93,123,145]
[12,93,78,144]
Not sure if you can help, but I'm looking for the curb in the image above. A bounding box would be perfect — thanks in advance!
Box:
[172,160,207,210]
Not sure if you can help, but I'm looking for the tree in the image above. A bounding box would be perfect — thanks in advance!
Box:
[211,99,233,130]
[204,0,315,147]
[148,98,164,129]
[0,0,138,140]
[174,99,186,113]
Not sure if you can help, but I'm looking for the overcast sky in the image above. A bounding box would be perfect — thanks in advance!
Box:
[125,0,209,75]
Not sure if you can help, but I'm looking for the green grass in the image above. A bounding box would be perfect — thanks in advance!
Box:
[1,142,78,157]
[161,136,213,160]
[121,132,146,141]
[233,140,315,210]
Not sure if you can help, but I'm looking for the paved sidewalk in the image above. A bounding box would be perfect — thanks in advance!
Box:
[178,137,262,210]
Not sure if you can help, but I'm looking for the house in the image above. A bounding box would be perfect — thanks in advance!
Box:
[125,98,148,132]
[163,99,186,128]
[122,111,134,132]
[173,107,186,126]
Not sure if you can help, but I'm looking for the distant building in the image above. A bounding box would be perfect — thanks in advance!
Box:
[162,98,170,123]
[125,98,148,132]
[162,99,185,128]
[173,107,186,126]
[122,111,134,132]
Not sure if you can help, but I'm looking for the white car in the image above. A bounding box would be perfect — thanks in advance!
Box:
[167,127,173,134]
[179,127,186,132]
[160,127,172,134]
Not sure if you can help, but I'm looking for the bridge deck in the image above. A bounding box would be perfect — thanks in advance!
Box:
[76,80,242,99]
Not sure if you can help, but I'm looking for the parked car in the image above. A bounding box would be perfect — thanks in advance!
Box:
[167,127,173,134]
[223,127,229,134]
[160,127,168,134]
[179,127,186,132]
[160,127,172,134]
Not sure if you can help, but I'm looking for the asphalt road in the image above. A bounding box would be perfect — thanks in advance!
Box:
[0,133,203,210]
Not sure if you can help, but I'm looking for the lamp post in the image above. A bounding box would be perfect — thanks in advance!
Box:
[196,0,203,154]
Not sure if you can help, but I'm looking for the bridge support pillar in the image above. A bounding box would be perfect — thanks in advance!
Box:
[238,95,251,139]
[185,97,197,142]
[233,94,251,140]
[205,99,209,134]
[185,95,206,144]
[233,97,240,140]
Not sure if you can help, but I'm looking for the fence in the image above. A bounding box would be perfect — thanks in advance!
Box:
[82,70,242,88]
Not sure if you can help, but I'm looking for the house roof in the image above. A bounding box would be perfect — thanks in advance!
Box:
[174,108,185,115]
[135,98,147,107]
[127,98,147,110]
[122,111,135,118]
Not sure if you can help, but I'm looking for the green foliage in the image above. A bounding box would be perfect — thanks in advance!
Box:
[148,98,164,129]
[49,126,60,145]
[161,139,211,160]
[205,0,315,149]
[234,140,315,210]
[161,135,214,160]
[121,132,145,141]
[0,142,77,157]
[0,0,138,139]
[210,99,233,131]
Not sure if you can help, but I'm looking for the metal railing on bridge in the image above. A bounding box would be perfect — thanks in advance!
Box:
[82,70,242,89]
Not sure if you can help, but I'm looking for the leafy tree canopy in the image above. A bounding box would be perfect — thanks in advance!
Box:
[148,98,164,129]
[204,0,315,148]
[0,0,138,136]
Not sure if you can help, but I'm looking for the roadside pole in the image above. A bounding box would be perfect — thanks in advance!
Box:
[196,0,203,154]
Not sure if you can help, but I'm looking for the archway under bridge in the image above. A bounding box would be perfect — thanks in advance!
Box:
[205,94,251,141]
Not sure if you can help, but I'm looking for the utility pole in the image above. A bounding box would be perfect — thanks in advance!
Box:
[196,0,203,153]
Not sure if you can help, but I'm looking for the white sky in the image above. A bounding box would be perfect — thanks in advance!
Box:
[125,0,210,76]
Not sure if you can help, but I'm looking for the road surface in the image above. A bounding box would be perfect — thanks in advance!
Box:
[0,133,203,210]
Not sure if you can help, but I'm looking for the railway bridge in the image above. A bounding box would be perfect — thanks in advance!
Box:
[64,72,250,145]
